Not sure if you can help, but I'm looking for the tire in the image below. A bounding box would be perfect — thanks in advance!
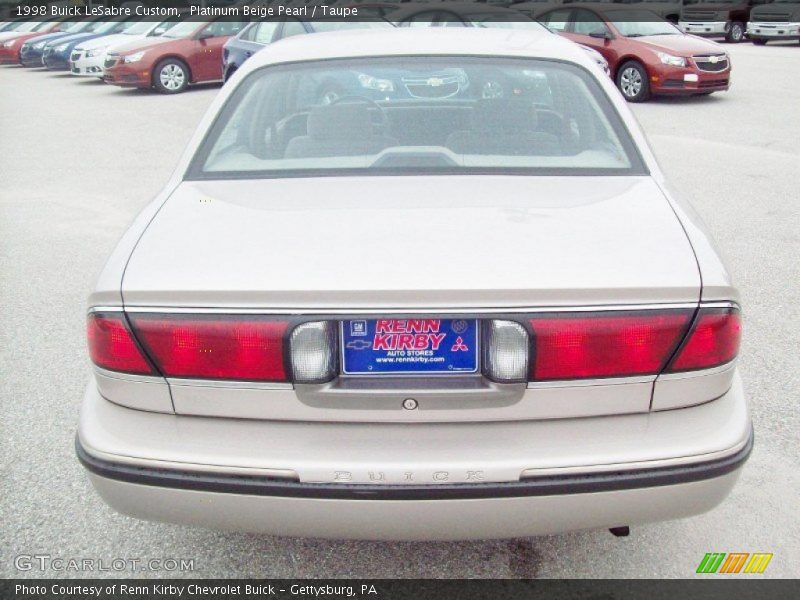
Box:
[153,58,189,94]
[616,61,650,103]
[726,22,745,43]
[223,66,236,83]
[752,38,767,46]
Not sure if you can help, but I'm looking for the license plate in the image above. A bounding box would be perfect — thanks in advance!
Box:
[341,318,479,375]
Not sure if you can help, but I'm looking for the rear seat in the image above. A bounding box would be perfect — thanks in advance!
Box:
[446,98,562,156]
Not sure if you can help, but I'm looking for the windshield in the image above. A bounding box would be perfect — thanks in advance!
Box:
[64,21,94,33]
[123,20,156,35]
[610,12,681,36]
[469,16,548,30]
[191,57,641,178]
[162,20,202,39]
[34,21,58,31]
[311,21,394,33]
[92,21,125,34]
[13,22,40,33]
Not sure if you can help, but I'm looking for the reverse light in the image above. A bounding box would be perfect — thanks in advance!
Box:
[290,321,337,383]
[668,308,741,372]
[529,311,692,381]
[656,51,687,67]
[87,313,153,375]
[484,320,529,383]
[130,315,289,382]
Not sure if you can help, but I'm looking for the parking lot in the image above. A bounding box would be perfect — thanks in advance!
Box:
[0,41,798,578]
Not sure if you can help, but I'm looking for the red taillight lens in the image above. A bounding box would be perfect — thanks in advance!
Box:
[87,313,153,375]
[130,315,289,382]
[529,311,692,380]
[667,308,741,372]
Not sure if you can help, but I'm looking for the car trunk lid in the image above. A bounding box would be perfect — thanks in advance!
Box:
[122,175,700,309]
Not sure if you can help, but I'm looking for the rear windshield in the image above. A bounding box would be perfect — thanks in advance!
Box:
[189,57,644,179]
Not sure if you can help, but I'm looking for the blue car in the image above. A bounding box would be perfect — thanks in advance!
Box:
[42,19,136,70]
[19,18,103,67]
[222,19,394,82]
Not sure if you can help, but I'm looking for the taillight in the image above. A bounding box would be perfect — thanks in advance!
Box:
[667,307,741,372]
[87,313,153,375]
[129,315,289,382]
[529,311,692,381]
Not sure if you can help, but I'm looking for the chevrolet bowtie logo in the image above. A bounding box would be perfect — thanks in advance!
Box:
[346,340,371,350]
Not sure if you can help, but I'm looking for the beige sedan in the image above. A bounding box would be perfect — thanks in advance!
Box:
[77,27,751,540]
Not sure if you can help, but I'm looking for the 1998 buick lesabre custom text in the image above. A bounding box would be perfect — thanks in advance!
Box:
[76,28,751,541]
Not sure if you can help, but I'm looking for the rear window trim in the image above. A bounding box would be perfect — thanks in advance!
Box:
[185,54,649,181]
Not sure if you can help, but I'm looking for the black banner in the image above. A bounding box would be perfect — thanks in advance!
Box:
[2,1,707,23]
[2,580,800,600]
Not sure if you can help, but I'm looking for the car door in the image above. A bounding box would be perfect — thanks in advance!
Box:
[232,21,277,63]
[563,9,619,66]
[189,20,244,82]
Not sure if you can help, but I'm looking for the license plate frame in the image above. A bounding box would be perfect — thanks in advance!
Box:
[340,318,480,376]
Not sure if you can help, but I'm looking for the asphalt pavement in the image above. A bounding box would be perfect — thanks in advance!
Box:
[1,41,798,578]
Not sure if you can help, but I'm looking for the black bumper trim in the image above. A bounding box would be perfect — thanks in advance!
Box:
[76,427,752,501]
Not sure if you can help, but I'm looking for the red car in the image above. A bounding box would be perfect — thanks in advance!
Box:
[103,19,245,94]
[0,21,63,65]
[537,5,731,102]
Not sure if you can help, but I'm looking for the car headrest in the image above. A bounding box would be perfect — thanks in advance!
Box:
[473,98,538,134]
[307,103,374,141]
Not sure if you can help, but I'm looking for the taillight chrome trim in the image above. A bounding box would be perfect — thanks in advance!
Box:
[92,364,163,384]
[166,377,294,390]
[106,302,708,315]
[527,374,656,389]
[656,360,736,382]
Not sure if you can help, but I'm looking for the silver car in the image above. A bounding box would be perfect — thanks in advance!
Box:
[77,28,751,540]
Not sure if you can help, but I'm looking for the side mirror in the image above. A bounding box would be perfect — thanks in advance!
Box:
[589,31,614,40]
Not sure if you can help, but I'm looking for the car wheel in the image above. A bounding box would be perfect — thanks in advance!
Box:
[726,22,745,43]
[616,61,650,103]
[752,39,767,45]
[153,59,189,94]
[223,66,237,83]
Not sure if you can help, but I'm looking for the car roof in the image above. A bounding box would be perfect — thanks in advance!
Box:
[242,27,590,72]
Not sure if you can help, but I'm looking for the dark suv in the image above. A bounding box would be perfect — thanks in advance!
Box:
[679,0,772,42]
[747,0,800,44]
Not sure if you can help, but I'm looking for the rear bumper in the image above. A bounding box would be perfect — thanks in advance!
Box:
[77,375,751,539]
[747,22,800,40]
